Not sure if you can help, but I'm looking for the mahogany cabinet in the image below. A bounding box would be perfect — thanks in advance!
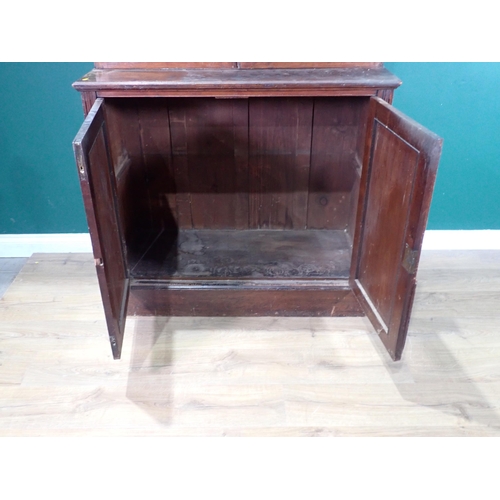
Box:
[72,63,442,361]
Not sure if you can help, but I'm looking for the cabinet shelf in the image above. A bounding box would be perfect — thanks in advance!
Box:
[130,229,351,281]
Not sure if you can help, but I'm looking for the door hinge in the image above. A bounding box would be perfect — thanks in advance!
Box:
[402,244,419,274]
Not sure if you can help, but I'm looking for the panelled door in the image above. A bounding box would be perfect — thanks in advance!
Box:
[73,98,129,359]
[350,97,443,361]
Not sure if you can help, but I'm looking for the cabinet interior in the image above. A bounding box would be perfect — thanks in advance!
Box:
[102,96,370,283]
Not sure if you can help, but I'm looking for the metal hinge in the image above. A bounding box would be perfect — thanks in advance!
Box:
[402,244,419,274]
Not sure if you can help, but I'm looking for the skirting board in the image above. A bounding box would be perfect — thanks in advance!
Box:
[0,230,499,257]
[0,234,93,257]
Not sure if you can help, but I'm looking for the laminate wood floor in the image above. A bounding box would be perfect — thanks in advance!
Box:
[0,258,27,298]
[0,251,499,436]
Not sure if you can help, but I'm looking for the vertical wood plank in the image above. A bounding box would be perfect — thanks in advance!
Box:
[104,99,152,262]
[166,100,194,229]
[168,98,249,229]
[104,99,142,179]
[249,98,313,229]
[307,98,365,230]
[137,99,177,235]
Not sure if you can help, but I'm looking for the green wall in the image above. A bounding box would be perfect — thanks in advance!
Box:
[0,63,498,233]
[385,62,500,230]
[0,63,93,234]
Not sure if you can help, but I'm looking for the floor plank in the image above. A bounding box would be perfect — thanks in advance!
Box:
[0,258,27,299]
[0,250,499,436]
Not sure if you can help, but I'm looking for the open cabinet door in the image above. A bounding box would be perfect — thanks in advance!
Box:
[73,98,129,359]
[350,97,442,361]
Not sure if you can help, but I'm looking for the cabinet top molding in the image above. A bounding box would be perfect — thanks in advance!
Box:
[74,65,401,97]
[93,62,384,70]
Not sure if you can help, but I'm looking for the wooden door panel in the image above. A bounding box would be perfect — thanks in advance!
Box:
[351,97,442,360]
[73,98,129,359]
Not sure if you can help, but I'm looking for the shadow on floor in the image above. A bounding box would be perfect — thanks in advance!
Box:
[367,315,500,434]
[125,315,174,425]
[0,258,28,298]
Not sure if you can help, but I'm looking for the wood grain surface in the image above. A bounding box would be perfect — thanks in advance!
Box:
[350,97,442,361]
[93,63,383,70]
[73,67,401,98]
[130,229,351,279]
[102,97,366,236]
[0,250,499,436]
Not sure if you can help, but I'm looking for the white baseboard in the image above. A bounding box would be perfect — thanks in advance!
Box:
[0,230,499,258]
[422,230,500,250]
[0,234,92,257]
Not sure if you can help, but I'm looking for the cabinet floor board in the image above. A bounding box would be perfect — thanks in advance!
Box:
[131,229,351,280]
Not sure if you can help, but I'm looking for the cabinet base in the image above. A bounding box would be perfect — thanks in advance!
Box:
[128,281,363,317]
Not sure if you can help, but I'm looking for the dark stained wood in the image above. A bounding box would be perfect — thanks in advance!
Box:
[81,91,97,116]
[103,99,141,179]
[239,62,383,69]
[103,99,157,266]
[96,88,400,99]
[350,97,442,361]
[131,229,351,280]
[134,98,179,268]
[358,124,419,323]
[249,98,313,229]
[346,156,363,246]
[100,96,369,236]
[104,98,185,266]
[376,88,395,104]
[161,99,193,229]
[72,64,441,362]
[307,97,367,230]
[136,98,176,236]
[346,98,371,244]
[168,98,249,229]
[73,99,129,359]
[95,63,381,70]
[95,62,237,69]
[128,284,363,317]
[73,67,402,98]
